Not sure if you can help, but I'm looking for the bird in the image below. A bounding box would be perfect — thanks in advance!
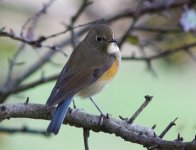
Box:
[46,24,121,135]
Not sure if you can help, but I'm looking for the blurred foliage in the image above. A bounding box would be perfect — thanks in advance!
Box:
[180,8,196,32]
[127,35,139,45]
[127,5,196,70]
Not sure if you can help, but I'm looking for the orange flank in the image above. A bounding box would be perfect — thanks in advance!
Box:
[99,59,119,81]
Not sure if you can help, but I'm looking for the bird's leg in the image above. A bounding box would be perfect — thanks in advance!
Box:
[69,99,77,113]
[89,97,103,114]
[72,99,76,109]
[89,97,109,125]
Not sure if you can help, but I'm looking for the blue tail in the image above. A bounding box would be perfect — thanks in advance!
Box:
[46,96,73,135]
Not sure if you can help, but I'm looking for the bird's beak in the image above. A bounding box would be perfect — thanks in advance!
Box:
[107,39,117,43]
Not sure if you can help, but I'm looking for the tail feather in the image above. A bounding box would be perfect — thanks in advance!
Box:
[46,97,73,135]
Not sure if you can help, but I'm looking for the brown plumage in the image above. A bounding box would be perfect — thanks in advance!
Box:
[46,24,121,135]
[46,24,120,106]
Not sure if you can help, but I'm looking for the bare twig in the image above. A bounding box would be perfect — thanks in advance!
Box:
[10,74,58,94]
[152,124,156,130]
[0,1,196,149]
[175,133,184,142]
[145,59,158,77]
[106,0,194,23]
[159,117,178,139]
[71,0,93,23]
[3,0,56,89]
[122,42,196,61]
[0,31,40,46]
[147,117,178,150]
[118,18,137,48]
[20,0,55,38]
[118,0,145,48]
[24,97,29,105]
[0,0,192,47]
[0,25,91,103]
[69,0,93,54]
[133,26,182,33]
[2,42,196,102]
[128,95,153,124]
[5,47,25,86]
[1,39,196,103]
[83,129,90,150]
[0,126,48,136]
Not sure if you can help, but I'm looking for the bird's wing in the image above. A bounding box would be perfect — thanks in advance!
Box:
[46,55,115,106]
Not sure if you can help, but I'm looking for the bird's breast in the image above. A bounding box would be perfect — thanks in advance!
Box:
[77,59,119,99]
[99,58,119,81]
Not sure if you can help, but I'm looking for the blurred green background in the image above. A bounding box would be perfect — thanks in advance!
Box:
[1,0,196,150]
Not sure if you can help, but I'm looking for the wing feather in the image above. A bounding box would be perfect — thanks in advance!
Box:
[46,54,115,106]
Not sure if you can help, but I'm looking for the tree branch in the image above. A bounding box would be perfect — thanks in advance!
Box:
[106,0,194,23]
[2,41,195,97]
[133,26,182,33]
[0,0,193,47]
[0,103,196,150]
[128,95,153,124]
[122,42,196,61]
[10,74,58,94]
[0,126,48,136]
[83,129,90,150]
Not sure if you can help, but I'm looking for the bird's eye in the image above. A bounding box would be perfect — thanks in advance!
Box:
[96,36,106,42]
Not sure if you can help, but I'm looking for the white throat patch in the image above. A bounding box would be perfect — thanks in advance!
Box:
[107,42,120,54]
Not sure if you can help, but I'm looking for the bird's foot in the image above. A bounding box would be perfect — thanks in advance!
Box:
[68,107,85,114]
[99,113,110,126]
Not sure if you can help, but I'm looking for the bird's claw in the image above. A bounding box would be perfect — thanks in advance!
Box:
[99,113,110,126]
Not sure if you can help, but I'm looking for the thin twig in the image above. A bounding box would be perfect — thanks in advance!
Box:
[20,0,55,38]
[133,26,182,33]
[71,0,93,23]
[0,24,92,103]
[106,0,194,23]
[159,117,178,139]
[69,0,93,53]
[83,129,90,150]
[19,0,56,86]
[118,0,145,48]
[0,0,191,48]
[151,124,156,130]
[147,117,178,150]
[128,95,153,124]
[122,42,196,61]
[4,46,25,87]
[3,0,56,89]
[2,42,196,98]
[10,74,58,94]
[175,133,184,142]
[118,17,137,48]
[0,126,48,136]
[24,97,29,105]
[145,59,158,77]
[0,0,195,103]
